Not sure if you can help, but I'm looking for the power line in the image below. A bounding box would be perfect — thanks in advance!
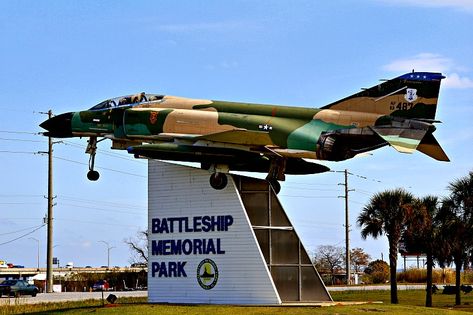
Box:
[61,140,146,164]
[54,218,143,228]
[0,150,37,154]
[0,130,39,135]
[284,185,341,192]
[0,224,45,236]
[354,188,374,195]
[59,195,146,209]
[279,194,339,199]
[0,194,146,212]
[54,156,146,178]
[332,169,384,184]
[0,194,44,198]
[287,180,339,186]
[0,202,42,205]
[60,203,146,216]
[0,137,46,143]
[353,190,372,196]
[0,224,45,246]
[0,218,43,221]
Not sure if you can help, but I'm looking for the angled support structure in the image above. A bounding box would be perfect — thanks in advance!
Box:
[147,160,331,304]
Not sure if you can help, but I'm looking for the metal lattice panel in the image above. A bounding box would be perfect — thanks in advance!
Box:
[235,176,332,302]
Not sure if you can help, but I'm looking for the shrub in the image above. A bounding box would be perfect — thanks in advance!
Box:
[363,260,389,284]
[397,268,427,283]
[395,268,456,284]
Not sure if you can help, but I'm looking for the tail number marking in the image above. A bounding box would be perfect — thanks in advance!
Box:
[390,102,414,111]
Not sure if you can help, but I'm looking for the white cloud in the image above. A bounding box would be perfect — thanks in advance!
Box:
[81,240,92,248]
[443,73,473,89]
[383,53,452,73]
[383,53,473,89]
[373,0,473,13]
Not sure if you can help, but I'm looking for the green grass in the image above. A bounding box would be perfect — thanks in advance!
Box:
[3,291,473,315]
[332,289,473,310]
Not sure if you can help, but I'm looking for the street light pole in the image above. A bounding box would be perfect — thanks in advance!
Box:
[29,237,40,270]
[99,241,115,268]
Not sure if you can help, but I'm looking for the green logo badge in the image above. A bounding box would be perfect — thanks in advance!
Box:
[197,258,219,290]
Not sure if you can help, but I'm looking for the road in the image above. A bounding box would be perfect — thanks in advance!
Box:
[0,290,146,305]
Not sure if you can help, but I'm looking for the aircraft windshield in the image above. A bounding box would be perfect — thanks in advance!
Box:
[89,93,164,110]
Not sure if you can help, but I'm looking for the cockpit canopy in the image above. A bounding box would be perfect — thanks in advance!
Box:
[89,93,164,110]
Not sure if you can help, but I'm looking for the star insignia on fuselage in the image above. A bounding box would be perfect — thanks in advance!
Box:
[258,124,273,131]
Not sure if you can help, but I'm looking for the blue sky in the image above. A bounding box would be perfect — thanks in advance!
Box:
[0,0,472,269]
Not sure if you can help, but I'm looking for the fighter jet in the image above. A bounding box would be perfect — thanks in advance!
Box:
[40,71,449,193]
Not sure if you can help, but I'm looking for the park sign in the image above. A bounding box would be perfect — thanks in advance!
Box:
[150,215,233,281]
[147,160,281,304]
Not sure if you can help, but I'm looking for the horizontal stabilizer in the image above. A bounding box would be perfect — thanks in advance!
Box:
[417,133,450,161]
[371,127,427,154]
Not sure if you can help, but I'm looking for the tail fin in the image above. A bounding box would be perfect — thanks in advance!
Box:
[322,72,445,120]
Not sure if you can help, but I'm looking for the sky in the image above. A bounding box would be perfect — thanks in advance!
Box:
[0,0,472,269]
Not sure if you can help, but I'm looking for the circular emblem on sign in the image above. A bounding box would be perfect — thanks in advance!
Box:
[197,258,219,290]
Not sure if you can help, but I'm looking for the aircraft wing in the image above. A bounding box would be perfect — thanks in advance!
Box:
[125,129,274,147]
[127,143,329,175]
[194,129,274,146]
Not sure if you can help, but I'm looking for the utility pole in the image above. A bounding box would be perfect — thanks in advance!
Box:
[344,169,350,285]
[338,169,353,285]
[39,110,57,293]
[46,109,54,293]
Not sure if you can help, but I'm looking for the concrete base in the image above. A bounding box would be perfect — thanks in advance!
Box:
[147,161,331,304]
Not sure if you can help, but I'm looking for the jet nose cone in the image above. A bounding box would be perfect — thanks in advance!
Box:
[40,112,74,138]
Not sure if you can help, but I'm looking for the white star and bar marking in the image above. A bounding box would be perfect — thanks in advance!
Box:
[258,124,273,131]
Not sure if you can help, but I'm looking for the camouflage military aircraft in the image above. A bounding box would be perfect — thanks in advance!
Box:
[40,71,449,192]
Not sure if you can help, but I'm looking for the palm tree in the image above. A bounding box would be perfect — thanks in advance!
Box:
[401,196,440,307]
[436,197,468,306]
[448,171,473,213]
[357,188,414,304]
[437,172,473,305]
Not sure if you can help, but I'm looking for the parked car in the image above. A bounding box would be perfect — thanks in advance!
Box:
[92,280,110,291]
[0,280,39,297]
